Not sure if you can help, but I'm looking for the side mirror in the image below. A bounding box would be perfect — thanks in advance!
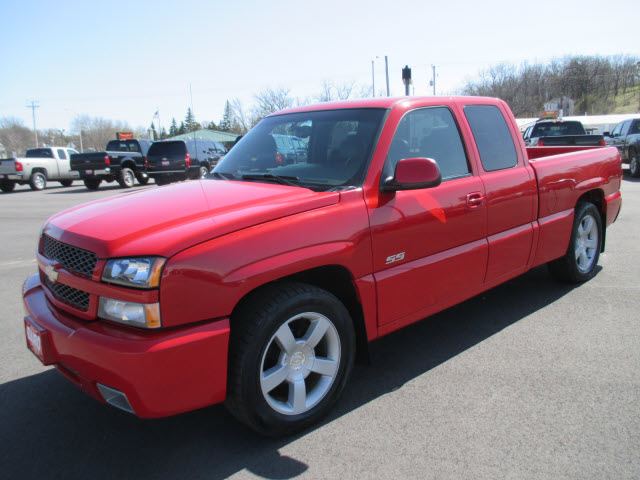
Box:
[381,157,442,193]
[603,131,611,137]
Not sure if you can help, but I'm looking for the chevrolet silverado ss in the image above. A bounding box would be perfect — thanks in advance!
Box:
[22,97,622,435]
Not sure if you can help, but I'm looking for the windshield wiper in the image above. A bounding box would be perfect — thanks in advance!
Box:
[211,172,234,180]
[241,173,301,187]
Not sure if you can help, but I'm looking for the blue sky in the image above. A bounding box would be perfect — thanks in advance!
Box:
[1,0,637,132]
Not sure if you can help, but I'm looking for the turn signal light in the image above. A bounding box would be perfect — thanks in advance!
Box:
[538,139,545,146]
[15,161,23,171]
[104,155,111,165]
[185,153,191,167]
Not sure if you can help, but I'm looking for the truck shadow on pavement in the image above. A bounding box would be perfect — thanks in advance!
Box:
[1,265,585,480]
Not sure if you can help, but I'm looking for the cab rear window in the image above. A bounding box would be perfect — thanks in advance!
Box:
[148,142,187,156]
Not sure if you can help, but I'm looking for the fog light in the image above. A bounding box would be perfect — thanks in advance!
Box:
[98,297,161,329]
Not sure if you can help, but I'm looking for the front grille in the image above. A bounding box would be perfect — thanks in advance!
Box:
[45,278,90,311]
[42,235,98,276]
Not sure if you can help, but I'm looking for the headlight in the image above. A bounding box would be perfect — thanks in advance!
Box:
[99,297,161,329]
[102,257,166,289]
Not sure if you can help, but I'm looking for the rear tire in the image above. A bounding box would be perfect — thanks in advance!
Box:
[0,181,16,193]
[548,202,602,283]
[155,177,170,186]
[225,282,355,436]
[84,178,102,190]
[29,172,47,191]
[118,168,135,188]
[59,179,73,187]
[629,149,640,178]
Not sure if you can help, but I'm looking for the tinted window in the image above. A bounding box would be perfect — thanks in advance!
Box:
[106,140,142,152]
[611,122,623,137]
[631,120,640,135]
[385,107,469,180]
[26,148,54,158]
[530,121,586,137]
[620,120,632,136]
[57,149,67,160]
[215,108,386,190]
[148,141,187,156]
[464,105,518,172]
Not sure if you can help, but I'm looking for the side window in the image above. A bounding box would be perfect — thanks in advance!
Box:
[620,120,632,137]
[611,122,623,137]
[464,105,518,172]
[385,107,469,180]
[632,120,640,135]
[57,149,67,160]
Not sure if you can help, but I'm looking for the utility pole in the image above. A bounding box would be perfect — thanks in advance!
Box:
[371,60,375,98]
[431,65,436,96]
[26,100,40,147]
[385,56,390,96]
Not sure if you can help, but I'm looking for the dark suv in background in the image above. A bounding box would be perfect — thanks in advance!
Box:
[146,139,227,185]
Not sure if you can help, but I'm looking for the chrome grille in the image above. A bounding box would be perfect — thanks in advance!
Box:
[45,278,90,311]
[42,235,98,276]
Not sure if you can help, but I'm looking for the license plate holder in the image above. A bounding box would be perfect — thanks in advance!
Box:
[24,317,55,365]
[161,161,170,166]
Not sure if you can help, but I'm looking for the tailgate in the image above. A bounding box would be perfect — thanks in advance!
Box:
[0,159,19,175]
[147,154,186,172]
[70,152,109,171]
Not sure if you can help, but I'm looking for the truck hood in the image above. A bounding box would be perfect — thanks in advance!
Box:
[44,180,340,258]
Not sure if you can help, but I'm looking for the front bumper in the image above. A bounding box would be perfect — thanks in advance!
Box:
[23,274,230,418]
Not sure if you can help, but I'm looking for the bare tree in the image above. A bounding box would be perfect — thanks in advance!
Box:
[72,115,135,150]
[0,117,33,156]
[254,88,294,121]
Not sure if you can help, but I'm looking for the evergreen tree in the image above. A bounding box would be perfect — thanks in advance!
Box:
[218,100,233,132]
[149,122,157,140]
[178,121,186,135]
[160,127,168,140]
[169,118,178,136]
[184,108,196,132]
[206,121,218,131]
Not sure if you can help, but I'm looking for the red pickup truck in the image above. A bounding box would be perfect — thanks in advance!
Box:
[23,97,622,435]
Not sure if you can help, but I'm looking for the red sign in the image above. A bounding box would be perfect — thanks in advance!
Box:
[116,132,133,140]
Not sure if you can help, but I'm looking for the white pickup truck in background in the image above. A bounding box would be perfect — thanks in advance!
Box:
[0,147,79,192]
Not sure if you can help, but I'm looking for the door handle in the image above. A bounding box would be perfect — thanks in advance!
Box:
[467,192,485,208]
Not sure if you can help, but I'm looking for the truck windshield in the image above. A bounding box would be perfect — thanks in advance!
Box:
[213,108,386,191]
[106,140,142,152]
[25,148,53,158]
[531,121,586,137]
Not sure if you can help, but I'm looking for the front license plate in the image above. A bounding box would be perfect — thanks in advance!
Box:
[24,317,53,365]
[85,170,93,175]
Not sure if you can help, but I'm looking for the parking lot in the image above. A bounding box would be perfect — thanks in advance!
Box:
[1,174,639,479]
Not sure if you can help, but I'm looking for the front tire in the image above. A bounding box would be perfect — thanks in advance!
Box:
[29,172,47,191]
[199,165,209,178]
[548,202,602,283]
[629,150,640,178]
[118,168,135,188]
[136,174,150,185]
[59,179,73,187]
[225,282,355,436]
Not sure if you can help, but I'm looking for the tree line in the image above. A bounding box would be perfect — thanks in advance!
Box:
[460,54,640,117]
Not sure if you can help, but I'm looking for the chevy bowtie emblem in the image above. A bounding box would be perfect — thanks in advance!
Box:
[45,264,59,283]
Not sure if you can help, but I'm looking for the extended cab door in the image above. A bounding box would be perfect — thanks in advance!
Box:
[461,102,537,284]
[368,106,488,328]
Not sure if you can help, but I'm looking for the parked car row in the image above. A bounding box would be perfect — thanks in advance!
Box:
[0,138,229,193]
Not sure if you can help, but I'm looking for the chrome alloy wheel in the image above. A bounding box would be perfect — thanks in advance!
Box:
[260,312,341,416]
[575,213,599,273]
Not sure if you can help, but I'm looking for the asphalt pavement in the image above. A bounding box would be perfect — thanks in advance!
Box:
[0,174,638,479]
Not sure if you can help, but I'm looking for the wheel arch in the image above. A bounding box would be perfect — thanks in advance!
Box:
[230,265,371,364]
[31,167,48,177]
[576,189,606,252]
[121,160,137,171]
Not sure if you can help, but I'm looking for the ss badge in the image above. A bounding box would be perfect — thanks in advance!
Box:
[385,252,405,265]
